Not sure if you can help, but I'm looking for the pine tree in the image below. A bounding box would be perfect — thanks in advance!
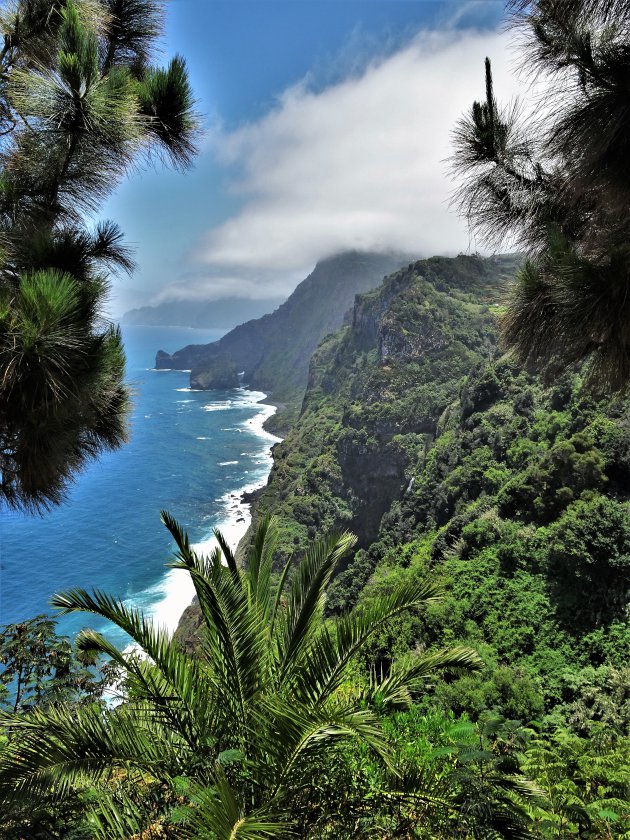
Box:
[451,0,630,391]
[0,0,198,511]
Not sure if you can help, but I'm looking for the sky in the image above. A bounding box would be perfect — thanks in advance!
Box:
[104,0,521,317]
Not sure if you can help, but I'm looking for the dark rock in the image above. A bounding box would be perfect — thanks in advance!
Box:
[190,353,239,389]
[241,486,265,505]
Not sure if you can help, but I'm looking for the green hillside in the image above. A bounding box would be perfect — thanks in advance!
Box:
[258,254,517,557]
[253,254,629,730]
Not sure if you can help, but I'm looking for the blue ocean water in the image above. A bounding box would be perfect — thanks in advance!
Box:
[0,325,279,647]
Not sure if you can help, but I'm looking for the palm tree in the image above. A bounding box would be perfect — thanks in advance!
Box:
[0,514,480,837]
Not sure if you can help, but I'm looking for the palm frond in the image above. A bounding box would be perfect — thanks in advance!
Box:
[365,646,483,710]
[275,531,356,684]
[185,772,288,839]
[162,511,266,738]
[257,698,392,799]
[0,702,178,803]
[246,514,279,619]
[214,525,241,586]
[291,576,444,705]
[52,590,214,748]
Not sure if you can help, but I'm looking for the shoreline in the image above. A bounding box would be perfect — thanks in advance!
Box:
[147,389,282,637]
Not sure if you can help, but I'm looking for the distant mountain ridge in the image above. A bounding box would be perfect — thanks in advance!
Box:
[122,296,284,328]
[155,251,411,429]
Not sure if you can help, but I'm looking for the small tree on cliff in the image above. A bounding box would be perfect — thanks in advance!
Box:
[451,0,630,391]
[0,0,198,511]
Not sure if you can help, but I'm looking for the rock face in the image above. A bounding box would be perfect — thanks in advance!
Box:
[155,251,409,426]
[190,354,239,390]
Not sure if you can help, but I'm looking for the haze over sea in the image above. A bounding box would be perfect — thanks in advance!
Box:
[0,325,280,648]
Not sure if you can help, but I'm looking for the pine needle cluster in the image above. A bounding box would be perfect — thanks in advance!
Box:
[451,0,630,391]
[0,0,198,510]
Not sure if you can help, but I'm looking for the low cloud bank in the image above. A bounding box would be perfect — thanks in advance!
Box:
[157,27,521,304]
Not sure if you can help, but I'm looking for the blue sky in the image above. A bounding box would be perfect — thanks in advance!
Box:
[105,1,511,316]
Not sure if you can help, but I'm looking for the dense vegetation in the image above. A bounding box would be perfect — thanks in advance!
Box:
[332,360,630,725]
[241,253,630,836]
[3,254,629,835]
[2,0,629,835]
[252,255,630,727]
[257,255,519,559]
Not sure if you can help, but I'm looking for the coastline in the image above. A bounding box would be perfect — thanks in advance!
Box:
[148,389,282,637]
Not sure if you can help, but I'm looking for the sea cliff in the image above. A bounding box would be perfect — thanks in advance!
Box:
[156,251,409,432]
[176,252,630,735]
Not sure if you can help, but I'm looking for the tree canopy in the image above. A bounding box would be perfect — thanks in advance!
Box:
[451,0,630,390]
[0,0,198,511]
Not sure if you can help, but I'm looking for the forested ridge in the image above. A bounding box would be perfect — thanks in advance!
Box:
[254,253,630,730]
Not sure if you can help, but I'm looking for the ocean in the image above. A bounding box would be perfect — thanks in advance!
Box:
[0,325,280,648]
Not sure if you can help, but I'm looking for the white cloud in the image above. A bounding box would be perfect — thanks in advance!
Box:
[161,27,525,303]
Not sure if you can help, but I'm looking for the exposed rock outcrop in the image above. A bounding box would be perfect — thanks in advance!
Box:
[190,353,239,390]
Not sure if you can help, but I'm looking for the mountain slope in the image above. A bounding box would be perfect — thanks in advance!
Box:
[155,251,409,430]
[251,252,629,729]
[257,254,517,550]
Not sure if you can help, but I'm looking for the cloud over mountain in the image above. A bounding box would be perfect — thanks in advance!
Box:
[157,27,522,304]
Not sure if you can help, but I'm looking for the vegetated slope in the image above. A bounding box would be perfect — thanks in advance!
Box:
[122,296,284,329]
[155,251,409,431]
[258,254,517,552]
[331,360,630,728]
[254,253,630,729]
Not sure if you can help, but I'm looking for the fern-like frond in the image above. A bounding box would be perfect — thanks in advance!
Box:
[0,703,178,803]
[274,531,356,684]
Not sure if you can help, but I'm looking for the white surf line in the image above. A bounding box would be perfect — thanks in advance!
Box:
[148,390,282,637]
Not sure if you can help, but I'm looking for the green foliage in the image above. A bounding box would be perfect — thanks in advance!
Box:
[233,248,630,838]
[0,614,104,712]
[340,364,630,733]
[255,255,518,566]
[0,515,479,836]
[0,0,199,510]
[523,728,630,838]
[545,496,630,621]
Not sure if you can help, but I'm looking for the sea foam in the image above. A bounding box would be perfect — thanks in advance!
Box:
[147,390,281,636]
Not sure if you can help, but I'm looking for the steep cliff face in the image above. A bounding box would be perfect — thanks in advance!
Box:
[258,254,520,559]
[175,251,630,733]
[155,251,409,429]
[190,354,239,389]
